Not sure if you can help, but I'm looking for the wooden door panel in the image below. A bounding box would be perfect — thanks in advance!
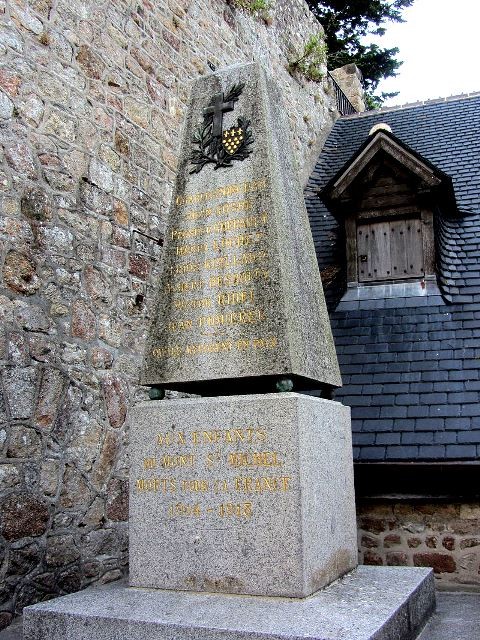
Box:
[357,222,391,281]
[390,219,408,279]
[356,218,424,283]
[357,224,372,281]
[370,222,391,280]
[405,220,424,277]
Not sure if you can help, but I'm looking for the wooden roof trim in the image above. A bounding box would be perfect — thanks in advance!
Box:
[328,131,442,200]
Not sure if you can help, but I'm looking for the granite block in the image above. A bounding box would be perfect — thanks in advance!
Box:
[129,393,357,597]
[23,566,435,640]
[141,62,341,391]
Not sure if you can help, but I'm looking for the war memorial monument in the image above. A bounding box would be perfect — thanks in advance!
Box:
[24,63,435,640]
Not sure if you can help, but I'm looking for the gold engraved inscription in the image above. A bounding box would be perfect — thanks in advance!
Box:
[212,232,264,250]
[190,428,267,445]
[136,478,177,493]
[135,423,294,521]
[160,454,195,468]
[153,173,276,371]
[151,336,277,358]
[186,199,253,221]
[167,502,253,519]
[135,476,292,495]
[197,309,265,328]
[252,336,277,349]
[153,428,269,451]
[227,452,282,468]
[213,479,229,492]
[170,214,267,241]
[208,269,269,288]
[175,178,268,206]
[234,476,291,493]
[184,341,234,355]
[181,479,209,492]
[165,279,205,293]
[215,200,253,216]
[172,232,263,256]
[157,432,187,446]
[168,261,201,276]
[217,290,254,306]
[168,502,201,517]
[151,345,184,358]
[167,319,193,332]
[174,297,212,311]
[219,502,252,518]
[175,243,208,256]
[168,252,267,276]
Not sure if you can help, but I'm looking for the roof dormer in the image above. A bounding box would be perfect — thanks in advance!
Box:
[321,128,456,287]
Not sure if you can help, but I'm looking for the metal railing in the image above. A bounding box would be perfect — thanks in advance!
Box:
[327,72,357,116]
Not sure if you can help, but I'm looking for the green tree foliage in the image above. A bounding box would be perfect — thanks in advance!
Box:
[306,1,413,107]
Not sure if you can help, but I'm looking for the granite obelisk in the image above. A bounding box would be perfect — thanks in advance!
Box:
[141,62,341,395]
[130,62,357,596]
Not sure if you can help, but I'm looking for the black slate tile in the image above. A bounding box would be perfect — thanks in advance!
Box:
[401,432,434,445]
[362,418,394,432]
[380,406,408,418]
[415,417,444,430]
[418,445,446,459]
[434,432,458,444]
[430,405,461,417]
[376,433,402,445]
[445,417,471,430]
[386,445,419,459]
[446,444,477,457]
[359,446,386,460]
[392,419,416,431]
[457,431,480,443]
[407,405,430,418]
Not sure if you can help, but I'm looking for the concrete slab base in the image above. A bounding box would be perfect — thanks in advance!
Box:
[23,566,435,640]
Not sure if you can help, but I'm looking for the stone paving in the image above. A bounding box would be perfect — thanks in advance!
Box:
[418,591,480,640]
[0,616,22,640]
[1,591,479,639]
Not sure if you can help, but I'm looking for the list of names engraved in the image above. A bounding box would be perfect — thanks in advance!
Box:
[143,176,288,384]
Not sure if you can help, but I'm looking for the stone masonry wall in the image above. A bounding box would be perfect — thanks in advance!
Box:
[0,0,338,627]
[358,501,480,590]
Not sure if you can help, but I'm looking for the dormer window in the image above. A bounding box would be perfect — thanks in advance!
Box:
[322,127,455,289]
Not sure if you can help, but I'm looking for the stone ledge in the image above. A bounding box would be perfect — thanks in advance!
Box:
[23,566,435,640]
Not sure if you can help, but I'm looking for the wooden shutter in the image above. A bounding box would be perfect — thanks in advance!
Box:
[357,218,424,282]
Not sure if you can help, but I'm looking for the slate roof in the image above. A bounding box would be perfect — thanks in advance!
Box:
[305,94,480,463]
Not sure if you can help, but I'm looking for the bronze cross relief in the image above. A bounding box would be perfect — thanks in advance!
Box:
[203,92,234,138]
[190,82,253,173]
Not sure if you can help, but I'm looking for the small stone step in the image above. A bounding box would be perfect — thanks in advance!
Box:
[23,566,434,640]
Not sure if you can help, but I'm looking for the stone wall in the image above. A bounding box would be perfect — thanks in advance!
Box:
[0,0,337,626]
[329,63,365,113]
[358,501,480,590]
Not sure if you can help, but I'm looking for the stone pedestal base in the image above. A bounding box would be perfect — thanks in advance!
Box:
[23,566,435,640]
[129,393,357,597]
